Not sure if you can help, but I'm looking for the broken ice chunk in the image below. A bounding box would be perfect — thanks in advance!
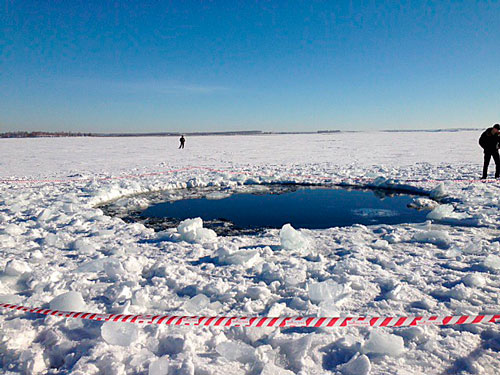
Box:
[4,259,32,276]
[362,330,404,356]
[308,279,350,304]
[177,218,217,244]
[215,341,255,363]
[280,224,309,251]
[101,321,139,347]
[341,354,371,375]
[184,294,210,313]
[412,230,451,248]
[49,291,86,311]
[483,254,500,270]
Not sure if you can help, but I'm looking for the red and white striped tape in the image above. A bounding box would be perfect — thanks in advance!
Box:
[1,303,499,328]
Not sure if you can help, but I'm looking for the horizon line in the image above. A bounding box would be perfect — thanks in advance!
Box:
[0,127,483,138]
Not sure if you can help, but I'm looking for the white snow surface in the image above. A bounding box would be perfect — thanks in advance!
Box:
[1,131,500,374]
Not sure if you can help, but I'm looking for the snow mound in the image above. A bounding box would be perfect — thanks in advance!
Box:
[308,279,350,304]
[412,230,451,248]
[216,246,261,267]
[101,321,139,346]
[280,224,309,251]
[273,335,313,372]
[429,183,446,198]
[149,357,169,375]
[371,176,389,186]
[184,294,210,313]
[246,285,271,300]
[362,330,405,356]
[427,204,461,220]
[19,347,46,374]
[372,239,390,250]
[104,258,128,281]
[284,266,307,286]
[2,223,24,236]
[76,258,108,273]
[408,197,439,210]
[177,217,217,244]
[462,273,486,287]
[461,241,481,254]
[341,354,371,375]
[215,341,255,363]
[49,291,86,311]
[4,259,32,276]
[261,363,295,375]
[0,294,24,304]
[426,204,479,226]
[70,239,96,254]
[483,254,500,270]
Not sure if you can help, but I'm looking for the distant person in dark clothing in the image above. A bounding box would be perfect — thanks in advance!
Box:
[479,124,500,179]
[179,135,185,149]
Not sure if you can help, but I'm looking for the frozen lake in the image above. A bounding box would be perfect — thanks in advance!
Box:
[1,131,500,375]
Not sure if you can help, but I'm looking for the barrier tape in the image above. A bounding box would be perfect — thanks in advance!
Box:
[1,303,499,328]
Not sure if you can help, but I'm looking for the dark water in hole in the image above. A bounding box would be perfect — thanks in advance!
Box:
[139,186,429,232]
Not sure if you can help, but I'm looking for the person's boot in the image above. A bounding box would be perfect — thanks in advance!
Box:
[482,166,489,180]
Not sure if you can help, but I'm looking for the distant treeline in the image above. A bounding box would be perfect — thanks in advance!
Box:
[0,128,480,138]
[1,130,319,138]
[96,130,265,137]
[381,128,479,133]
[1,131,264,138]
[1,131,93,138]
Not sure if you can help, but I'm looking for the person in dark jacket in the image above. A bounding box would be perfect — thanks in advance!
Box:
[179,135,185,149]
[479,124,500,179]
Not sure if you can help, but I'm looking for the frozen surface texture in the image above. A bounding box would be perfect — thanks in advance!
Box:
[1,131,500,374]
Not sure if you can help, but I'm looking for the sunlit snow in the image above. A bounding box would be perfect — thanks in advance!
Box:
[1,131,500,374]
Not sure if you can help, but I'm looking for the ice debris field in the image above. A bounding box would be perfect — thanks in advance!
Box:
[1,131,500,375]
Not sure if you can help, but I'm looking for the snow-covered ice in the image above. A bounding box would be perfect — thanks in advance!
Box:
[1,131,500,374]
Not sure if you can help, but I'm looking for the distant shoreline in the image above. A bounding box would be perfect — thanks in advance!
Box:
[0,128,480,138]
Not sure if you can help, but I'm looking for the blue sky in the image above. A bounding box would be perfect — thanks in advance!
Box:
[1,1,499,132]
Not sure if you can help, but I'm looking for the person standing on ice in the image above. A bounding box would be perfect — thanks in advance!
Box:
[179,135,185,149]
[479,124,500,179]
